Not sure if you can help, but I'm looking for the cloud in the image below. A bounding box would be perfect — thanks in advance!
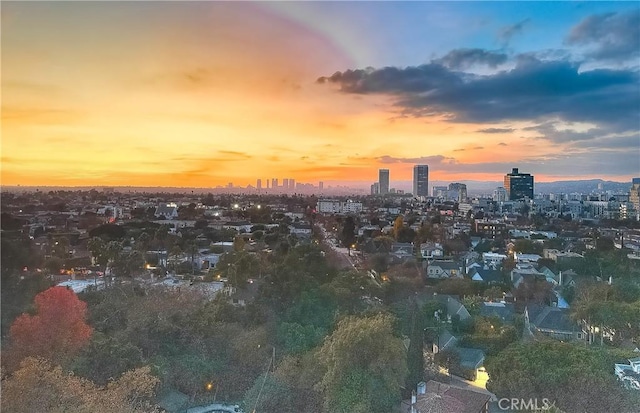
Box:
[218,150,252,159]
[374,149,638,177]
[566,10,640,62]
[498,142,508,146]
[497,19,530,46]
[477,128,515,134]
[436,48,508,70]
[316,64,462,94]
[376,155,458,165]
[318,56,639,135]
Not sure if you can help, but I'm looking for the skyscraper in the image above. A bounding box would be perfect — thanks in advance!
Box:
[413,165,429,197]
[257,179,262,190]
[630,178,640,219]
[379,169,390,195]
[448,183,467,202]
[493,187,507,202]
[504,168,534,200]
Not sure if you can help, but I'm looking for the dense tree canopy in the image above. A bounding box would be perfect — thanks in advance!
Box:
[486,341,639,413]
[318,313,407,413]
[1,357,159,413]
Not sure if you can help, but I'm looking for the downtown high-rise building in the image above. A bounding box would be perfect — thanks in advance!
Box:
[504,168,534,200]
[379,169,390,195]
[448,182,467,202]
[256,179,262,190]
[413,165,429,197]
[630,178,640,219]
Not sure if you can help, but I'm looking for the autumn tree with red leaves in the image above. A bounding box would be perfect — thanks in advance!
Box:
[5,286,93,371]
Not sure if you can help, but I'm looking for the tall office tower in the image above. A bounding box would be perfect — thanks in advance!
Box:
[283,179,289,190]
[266,179,270,189]
[432,186,447,197]
[504,168,534,200]
[290,179,295,190]
[493,187,508,202]
[371,182,380,195]
[630,178,640,218]
[257,179,262,190]
[413,165,429,197]
[379,169,390,195]
[319,181,324,191]
[272,178,278,188]
[448,183,467,202]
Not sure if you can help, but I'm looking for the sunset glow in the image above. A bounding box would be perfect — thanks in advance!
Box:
[2,2,639,188]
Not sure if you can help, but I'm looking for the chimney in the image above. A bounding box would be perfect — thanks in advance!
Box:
[411,390,417,413]
[559,271,562,286]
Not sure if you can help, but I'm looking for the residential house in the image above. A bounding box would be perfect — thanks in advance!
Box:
[426,260,463,279]
[420,242,444,260]
[289,222,312,237]
[453,347,486,381]
[391,242,415,263]
[511,265,545,288]
[525,304,582,341]
[480,301,515,324]
[482,252,507,268]
[402,381,491,413]
[468,267,503,284]
[513,252,541,264]
[155,203,179,220]
[222,221,253,233]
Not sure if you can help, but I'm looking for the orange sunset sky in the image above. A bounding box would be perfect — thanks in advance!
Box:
[2,2,639,188]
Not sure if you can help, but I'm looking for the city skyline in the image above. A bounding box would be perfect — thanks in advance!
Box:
[2,2,639,188]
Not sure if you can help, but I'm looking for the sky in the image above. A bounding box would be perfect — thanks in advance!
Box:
[2,1,639,189]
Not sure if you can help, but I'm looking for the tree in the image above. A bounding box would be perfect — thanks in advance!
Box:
[340,216,357,248]
[318,313,407,413]
[393,216,405,240]
[486,342,639,413]
[6,287,93,371]
[87,237,108,266]
[242,374,296,413]
[1,357,159,413]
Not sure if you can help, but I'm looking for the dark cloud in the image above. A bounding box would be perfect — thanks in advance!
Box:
[375,149,638,177]
[498,142,508,146]
[319,57,639,135]
[497,19,530,46]
[436,48,508,70]
[477,128,515,134]
[524,122,603,143]
[566,10,640,62]
[316,64,463,94]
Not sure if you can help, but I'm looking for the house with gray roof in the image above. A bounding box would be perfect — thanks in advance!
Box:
[480,301,515,323]
[469,267,503,284]
[524,304,582,341]
[426,260,463,279]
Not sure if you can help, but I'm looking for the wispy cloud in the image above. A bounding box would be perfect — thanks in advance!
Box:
[477,127,515,134]
[498,18,530,46]
[566,9,640,63]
